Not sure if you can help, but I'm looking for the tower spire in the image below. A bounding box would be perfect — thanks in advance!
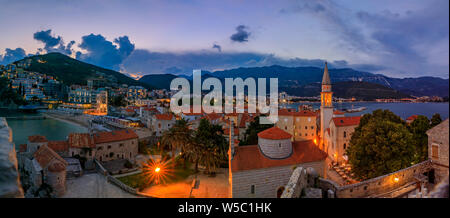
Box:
[322,62,331,85]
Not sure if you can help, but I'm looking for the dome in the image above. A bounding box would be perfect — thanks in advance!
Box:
[257,127,293,159]
[48,162,66,172]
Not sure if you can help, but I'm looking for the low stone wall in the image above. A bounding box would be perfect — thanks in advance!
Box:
[0,118,24,197]
[335,160,432,198]
[283,160,433,198]
[106,175,138,195]
[281,167,307,198]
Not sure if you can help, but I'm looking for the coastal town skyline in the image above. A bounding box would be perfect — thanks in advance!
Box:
[0,0,448,208]
[0,0,449,79]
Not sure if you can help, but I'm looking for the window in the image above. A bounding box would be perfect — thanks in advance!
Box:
[119,143,124,147]
[107,145,111,149]
[432,144,439,159]
[305,133,308,136]
[344,131,347,138]
[311,126,314,129]
[279,143,281,148]
[251,185,255,194]
[305,126,308,129]
[285,126,287,130]
[343,143,346,150]
[97,146,103,151]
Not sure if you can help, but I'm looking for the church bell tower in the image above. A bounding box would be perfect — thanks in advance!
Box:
[320,62,333,150]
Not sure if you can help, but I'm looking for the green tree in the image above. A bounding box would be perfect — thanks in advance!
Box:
[240,116,273,145]
[408,115,431,163]
[194,118,227,175]
[430,113,442,127]
[346,109,415,180]
[161,118,193,165]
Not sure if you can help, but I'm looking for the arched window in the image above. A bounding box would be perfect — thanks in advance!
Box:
[343,131,347,138]
[343,143,346,150]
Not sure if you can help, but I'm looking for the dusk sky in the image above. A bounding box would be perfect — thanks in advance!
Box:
[0,0,448,78]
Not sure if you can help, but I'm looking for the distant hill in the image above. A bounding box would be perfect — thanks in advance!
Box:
[139,74,178,89]
[14,53,152,89]
[138,71,411,100]
[283,81,411,100]
[209,65,449,97]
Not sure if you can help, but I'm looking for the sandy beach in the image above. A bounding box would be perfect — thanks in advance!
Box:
[42,111,89,128]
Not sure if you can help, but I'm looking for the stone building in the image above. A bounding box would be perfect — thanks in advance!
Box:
[230,126,327,198]
[19,144,67,197]
[427,119,449,184]
[152,114,176,136]
[93,129,139,162]
[324,116,361,163]
[68,133,96,169]
[276,109,318,142]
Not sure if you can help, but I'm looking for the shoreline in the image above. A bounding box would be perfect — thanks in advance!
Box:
[42,111,89,129]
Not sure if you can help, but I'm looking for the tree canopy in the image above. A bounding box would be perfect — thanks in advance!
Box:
[346,109,419,180]
[239,116,273,146]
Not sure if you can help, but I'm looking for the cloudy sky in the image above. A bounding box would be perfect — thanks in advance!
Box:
[0,0,448,78]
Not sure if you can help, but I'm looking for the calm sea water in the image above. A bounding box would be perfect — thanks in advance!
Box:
[0,109,87,148]
[286,102,449,119]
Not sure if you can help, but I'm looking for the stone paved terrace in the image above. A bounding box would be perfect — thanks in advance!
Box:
[62,173,138,198]
[142,168,230,198]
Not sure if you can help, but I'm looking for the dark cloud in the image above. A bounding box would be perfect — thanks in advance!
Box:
[212,43,222,52]
[0,48,27,65]
[76,34,135,70]
[33,29,74,55]
[230,25,251,43]
[279,0,449,78]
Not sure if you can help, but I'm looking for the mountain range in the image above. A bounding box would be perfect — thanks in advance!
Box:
[139,65,448,98]
[9,53,448,99]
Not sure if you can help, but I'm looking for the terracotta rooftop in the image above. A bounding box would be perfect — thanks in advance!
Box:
[257,126,292,140]
[203,113,222,121]
[333,110,345,115]
[33,145,67,170]
[332,116,361,127]
[68,133,95,148]
[93,129,138,144]
[28,135,48,143]
[47,140,69,153]
[231,140,327,172]
[406,115,419,121]
[155,114,174,120]
[278,109,317,117]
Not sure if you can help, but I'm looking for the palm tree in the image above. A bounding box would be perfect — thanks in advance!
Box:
[161,118,193,165]
[194,119,228,175]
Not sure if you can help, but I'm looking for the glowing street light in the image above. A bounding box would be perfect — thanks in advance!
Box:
[155,167,161,173]
[394,177,399,183]
[143,157,173,184]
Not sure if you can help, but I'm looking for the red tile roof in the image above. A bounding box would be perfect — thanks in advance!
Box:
[203,113,222,121]
[293,110,317,117]
[93,130,138,144]
[28,135,48,143]
[332,116,361,127]
[155,114,174,120]
[257,126,292,140]
[333,110,345,115]
[68,133,95,148]
[407,115,418,121]
[231,140,327,172]
[47,141,69,153]
[278,109,317,117]
[33,145,67,170]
